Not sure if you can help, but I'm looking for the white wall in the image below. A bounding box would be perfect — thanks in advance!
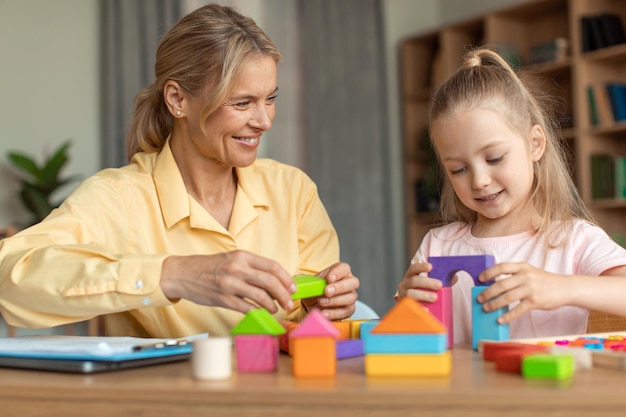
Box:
[0,0,100,227]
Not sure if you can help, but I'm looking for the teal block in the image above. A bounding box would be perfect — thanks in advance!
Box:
[471,286,509,350]
[522,354,575,380]
[360,321,447,354]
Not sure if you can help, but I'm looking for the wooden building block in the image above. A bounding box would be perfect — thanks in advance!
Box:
[332,321,351,340]
[278,322,298,355]
[346,319,371,339]
[231,308,286,336]
[291,337,336,378]
[422,287,453,348]
[482,341,548,362]
[428,255,495,287]
[291,275,326,300]
[472,286,509,350]
[290,309,340,338]
[522,354,574,380]
[547,346,593,371]
[361,323,446,354]
[234,335,279,372]
[372,297,446,334]
[365,351,452,377]
[494,349,544,374]
[336,339,364,359]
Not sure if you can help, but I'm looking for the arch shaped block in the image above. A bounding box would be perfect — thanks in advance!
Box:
[428,255,496,287]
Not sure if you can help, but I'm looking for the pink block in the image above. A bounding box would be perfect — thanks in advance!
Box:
[422,287,453,348]
[234,335,279,372]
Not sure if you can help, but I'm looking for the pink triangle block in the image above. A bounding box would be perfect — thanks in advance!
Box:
[290,309,340,338]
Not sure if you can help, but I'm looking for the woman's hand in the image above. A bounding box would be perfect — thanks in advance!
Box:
[300,262,359,320]
[477,262,567,324]
[397,261,443,302]
[159,250,296,314]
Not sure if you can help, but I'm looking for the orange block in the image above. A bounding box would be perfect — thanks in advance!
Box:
[372,297,446,334]
[332,321,351,340]
[291,337,336,378]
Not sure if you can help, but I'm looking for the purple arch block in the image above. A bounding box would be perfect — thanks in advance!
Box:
[428,255,496,287]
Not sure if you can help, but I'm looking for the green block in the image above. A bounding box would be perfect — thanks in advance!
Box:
[521,354,574,380]
[291,275,326,300]
[231,308,286,336]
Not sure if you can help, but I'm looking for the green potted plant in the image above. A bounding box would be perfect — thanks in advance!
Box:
[7,140,80,227]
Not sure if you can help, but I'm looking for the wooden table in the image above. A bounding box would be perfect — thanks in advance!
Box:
[1,346,624,417]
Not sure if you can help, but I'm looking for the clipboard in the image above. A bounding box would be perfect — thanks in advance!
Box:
[0,334,203,374]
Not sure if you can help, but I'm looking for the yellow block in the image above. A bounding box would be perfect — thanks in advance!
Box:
[345,319,370,339]
[365,351,452,377]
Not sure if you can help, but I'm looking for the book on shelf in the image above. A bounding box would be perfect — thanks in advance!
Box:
[581,13,626,53]
[615,156,626,199]
[590,154,626,200]
[586,82,626,126]
[527,37,568,65]
[606,82,626,122]
[587,85,599,126]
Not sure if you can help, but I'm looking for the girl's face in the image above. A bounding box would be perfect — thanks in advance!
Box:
[181,56,278,170]
[431,107,545,236]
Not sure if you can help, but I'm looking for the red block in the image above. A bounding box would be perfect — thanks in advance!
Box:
[483,341,548,362]
[494,348,544,374]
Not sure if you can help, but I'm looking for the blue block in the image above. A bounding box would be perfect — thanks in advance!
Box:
[471,286,509,350]
[359,320,380,339]
[360,321,447,354]
[428,255,496,287]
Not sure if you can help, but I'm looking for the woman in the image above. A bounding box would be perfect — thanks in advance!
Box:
[0,4,359,338]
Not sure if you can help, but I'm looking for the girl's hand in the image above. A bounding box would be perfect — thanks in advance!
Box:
[397,261,443,302]
[300,262,359,320]
[160,250,297,314]
[476,262,567,324]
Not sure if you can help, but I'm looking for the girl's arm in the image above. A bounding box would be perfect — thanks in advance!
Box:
[476,262,626,324]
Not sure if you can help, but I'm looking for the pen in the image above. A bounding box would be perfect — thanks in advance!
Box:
[132,339,189,352]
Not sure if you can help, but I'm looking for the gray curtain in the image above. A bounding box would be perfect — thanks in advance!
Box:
[101,0,182,168]
[299,0,398,316]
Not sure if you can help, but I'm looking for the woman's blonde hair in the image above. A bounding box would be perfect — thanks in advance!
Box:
[125,4,282,160]
[429,47,594,243]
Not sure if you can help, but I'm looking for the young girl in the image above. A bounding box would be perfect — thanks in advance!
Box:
[396,47,626,343]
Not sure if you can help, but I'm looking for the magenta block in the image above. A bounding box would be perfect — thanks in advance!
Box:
[422,287,453,348]
[234,335,279,372]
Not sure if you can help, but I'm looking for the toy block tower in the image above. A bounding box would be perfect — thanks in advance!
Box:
[231,308,285,372]
[290,308,340,378]
[426,255,510,349]
[363,297,451,377]
[427,255,496,348]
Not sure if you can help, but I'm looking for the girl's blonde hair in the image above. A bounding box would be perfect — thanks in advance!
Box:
[429,47,594,243]
[126,4,282,160]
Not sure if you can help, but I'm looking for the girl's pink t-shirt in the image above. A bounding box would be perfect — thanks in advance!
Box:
[412,220,626,344]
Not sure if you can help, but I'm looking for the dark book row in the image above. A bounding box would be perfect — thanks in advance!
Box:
[581,13,626,53]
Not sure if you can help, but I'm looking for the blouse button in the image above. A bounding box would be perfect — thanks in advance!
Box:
[134,279,143,290]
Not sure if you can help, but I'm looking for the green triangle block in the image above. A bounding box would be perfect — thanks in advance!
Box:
[291,275,326,300]
[231,308,286,336]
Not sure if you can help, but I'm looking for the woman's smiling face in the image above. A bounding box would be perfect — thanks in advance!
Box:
[184,55,278,169]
